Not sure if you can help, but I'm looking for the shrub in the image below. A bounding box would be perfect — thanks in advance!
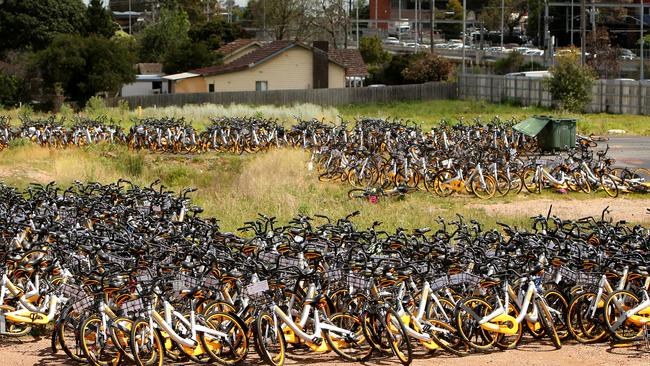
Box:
[546,48,596,112]
[84,96,106,116]
[402,53,454,83]
[493,51,524,75]
[359,36,391,65]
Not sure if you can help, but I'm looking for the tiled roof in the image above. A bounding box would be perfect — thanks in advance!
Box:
[192,40,297,76]
[216,39,259,56]
[328,49,369,77]
[192,41,353,77]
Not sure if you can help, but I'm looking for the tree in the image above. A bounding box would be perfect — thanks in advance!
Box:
[137,8,191,63]
[246,0,316,40]
[189,19,250,50]
[438,0,463,40]
[359,37,391,65]
[85,0,118,38]
[318,0,349,49]
[546,48,596,112]
[0,71,28,108]
[493,51,524,75]
[0,0,87,52]
[480,0,526,36]
[163,41,221,74]
[586,27,620,79]
[402,54,453,83]
[34,34,136,104]
[161,0,207,24]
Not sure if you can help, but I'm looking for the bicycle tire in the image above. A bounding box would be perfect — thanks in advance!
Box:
[536,298,562,349]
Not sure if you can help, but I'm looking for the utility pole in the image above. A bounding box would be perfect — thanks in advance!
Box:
[430,0,435,53]
[642,0,645,80]
[544,0,549,65]
[398,0,402,43]
[462,0,467,75]
[500,0,504,50]
[570,0,574,45]
[356,0,360,48]
[580,0,586,65]
[128,0,132,35]
[415,0,419,52]
[263,0,266,40]
[375,0,378,30]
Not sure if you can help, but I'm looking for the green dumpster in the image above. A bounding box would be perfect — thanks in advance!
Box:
[513,116,576,151]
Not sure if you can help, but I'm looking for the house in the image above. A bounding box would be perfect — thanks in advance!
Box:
[163,72,205,94]
[171,40,348,93]
[328,49,369,87]
[217,39,264,65]
[121,74,168,97]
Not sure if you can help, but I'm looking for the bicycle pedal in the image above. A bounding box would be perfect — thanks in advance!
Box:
[311,337,323,346]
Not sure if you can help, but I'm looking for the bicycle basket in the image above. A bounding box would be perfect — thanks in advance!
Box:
[575,272,600,286]
[430,276,450,291]
[72,295,93,313]
[60,283,85,302]
[448,272,481,287]
[122,298,147,317]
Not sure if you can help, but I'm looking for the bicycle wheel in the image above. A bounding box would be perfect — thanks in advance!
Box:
[536,298,562,349]
[201,311,249,365]
[566,291,608,344]
[522,167,541,194]
[385,309,413,366]
[603,290,644,342]
[253,311,286,366]
[599,173,619,198]
[109,316,134,363]
[347,188,368,200]
[544,289,570,341]
[494,171,511,197]
[324,312,373,362]
[56,306,86,362]
[471,175,497,200]
[427,319,469,356]
[361,311,392,355]
[454,297,498,351]
[431,169,457,197]
[130,317,163,366]
[80,315,123,366]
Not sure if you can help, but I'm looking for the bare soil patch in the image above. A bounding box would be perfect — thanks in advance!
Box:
[0,337,648,366]
[472,196,650,224]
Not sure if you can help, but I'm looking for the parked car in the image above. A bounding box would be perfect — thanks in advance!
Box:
[383,37,401,45]
[619,49,637,60]
[524,49,544,56]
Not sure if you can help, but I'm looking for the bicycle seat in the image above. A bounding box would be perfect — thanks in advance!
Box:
[304,293,327,306]
[414,228,431,234]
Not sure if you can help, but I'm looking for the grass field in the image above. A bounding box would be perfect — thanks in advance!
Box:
[1,143,648,232]
[5,99,650,135]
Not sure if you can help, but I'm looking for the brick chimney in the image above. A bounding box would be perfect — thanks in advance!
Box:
[312,41,329,89]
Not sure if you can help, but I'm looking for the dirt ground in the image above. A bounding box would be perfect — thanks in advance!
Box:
[472,196,650,224]
[1,336,649,366]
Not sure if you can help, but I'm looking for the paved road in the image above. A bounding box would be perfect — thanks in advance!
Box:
[599,136,650,169]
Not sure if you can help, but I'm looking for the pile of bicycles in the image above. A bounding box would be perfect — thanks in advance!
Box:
[0,180,649,365]
[1,115,649,198]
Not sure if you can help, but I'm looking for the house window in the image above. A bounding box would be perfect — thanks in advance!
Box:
[208,83,215,93]
[255,81,268,91]
[152,81,162,91]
